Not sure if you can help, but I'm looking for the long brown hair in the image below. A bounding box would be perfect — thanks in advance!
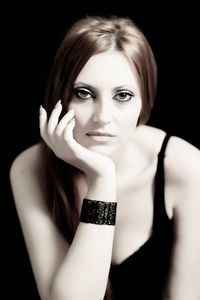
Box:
[42,15,157,299]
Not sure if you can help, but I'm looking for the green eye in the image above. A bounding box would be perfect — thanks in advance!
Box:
[73,88,94,100]
[114,91,134,102]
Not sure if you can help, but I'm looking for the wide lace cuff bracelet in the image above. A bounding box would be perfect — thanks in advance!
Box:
[80,198,117,225]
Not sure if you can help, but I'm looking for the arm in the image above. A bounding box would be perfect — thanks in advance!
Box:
[162,137,200,300]
[10,149,116,300]
[10,102,117,300]
[50,171,117,300]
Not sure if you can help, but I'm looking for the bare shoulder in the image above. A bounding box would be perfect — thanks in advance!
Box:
[10,143,44,176]
[134,124,167,155]
[9,143,47,207]
[136,125,200,179]
[164,135,200,181]
[137,126,200,216]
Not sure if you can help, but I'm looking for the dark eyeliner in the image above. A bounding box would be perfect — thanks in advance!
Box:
[114,90,135,102]
[72,87,95,99]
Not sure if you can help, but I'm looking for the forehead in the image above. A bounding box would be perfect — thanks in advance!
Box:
[75,51,139,89]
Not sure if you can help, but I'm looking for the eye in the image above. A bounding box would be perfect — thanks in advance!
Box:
[114,91,135,102]
[73,88,95,100]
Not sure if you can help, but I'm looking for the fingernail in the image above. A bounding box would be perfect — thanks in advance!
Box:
[39,105,43,114]
[55,100,61,108]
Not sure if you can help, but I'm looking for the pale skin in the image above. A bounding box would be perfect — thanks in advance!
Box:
[10,51,200,300]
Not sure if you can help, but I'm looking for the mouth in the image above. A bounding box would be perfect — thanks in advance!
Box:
[86,131,116,142]
[87,131,115,137]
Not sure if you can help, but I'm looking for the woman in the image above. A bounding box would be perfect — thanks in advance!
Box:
[10,15,200,300]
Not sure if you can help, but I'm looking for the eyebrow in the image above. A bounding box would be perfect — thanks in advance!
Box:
[73,82,98,92]
[73,82,137,92]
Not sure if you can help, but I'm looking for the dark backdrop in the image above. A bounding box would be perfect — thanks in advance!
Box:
[2,1,199,299]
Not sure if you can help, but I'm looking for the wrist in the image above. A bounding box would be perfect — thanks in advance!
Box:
[86,172,117,203]
[85,155,116,178]
[88,161,116,180]
[80,198,117,225]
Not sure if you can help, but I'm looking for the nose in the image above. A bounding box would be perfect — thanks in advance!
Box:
[92,98,112,125]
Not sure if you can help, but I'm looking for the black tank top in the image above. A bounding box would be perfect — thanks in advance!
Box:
[109,134,174,300]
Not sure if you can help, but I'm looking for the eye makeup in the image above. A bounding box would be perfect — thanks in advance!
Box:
[72,87,95,100]
[114,90,135,102]
[72,85,136,103]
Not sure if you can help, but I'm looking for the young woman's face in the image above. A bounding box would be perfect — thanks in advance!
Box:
[68,51,142,157]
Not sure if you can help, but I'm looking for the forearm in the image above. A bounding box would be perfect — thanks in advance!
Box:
[50,172,116,300]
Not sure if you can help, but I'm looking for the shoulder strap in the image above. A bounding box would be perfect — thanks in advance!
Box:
[158,133,171,158]
[153,133,171,231]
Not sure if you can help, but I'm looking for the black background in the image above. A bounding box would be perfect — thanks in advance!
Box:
[2,1,199,299]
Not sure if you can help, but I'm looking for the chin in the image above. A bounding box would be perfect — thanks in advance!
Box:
[86,144,120,157]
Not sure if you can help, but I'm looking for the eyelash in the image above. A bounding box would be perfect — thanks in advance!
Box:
[73,88,95,100]
[72,88,135,103]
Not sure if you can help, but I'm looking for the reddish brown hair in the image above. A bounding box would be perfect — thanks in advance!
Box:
[43,15,157,299]
[45,15,157,123]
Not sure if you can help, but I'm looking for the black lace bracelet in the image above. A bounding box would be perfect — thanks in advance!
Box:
[80,198,117,225]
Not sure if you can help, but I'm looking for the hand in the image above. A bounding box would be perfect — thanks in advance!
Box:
[39,100,115,178]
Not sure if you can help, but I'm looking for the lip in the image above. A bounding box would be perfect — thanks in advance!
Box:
[87,131,115,137]
[86,132,116,142]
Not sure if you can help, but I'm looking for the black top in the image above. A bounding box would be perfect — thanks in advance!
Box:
[109,134,174,300]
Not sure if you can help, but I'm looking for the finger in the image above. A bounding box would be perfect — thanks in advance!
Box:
[63,117,75,141]
[55,108,75,136]
[47,100,62,135]
[39,106,48,138]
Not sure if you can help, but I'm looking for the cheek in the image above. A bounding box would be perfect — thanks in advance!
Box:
[120,102,142,131]
[120,115,138,136]
[73,114,86,138]
[68,103,89,127]
[69,105,92,138]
